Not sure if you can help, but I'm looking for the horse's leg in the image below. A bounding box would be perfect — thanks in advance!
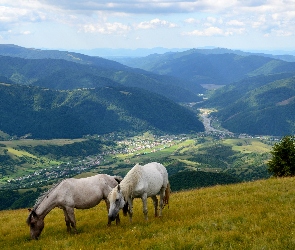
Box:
[128,198,133,223]
[115,214,120,225]
[63,208,71,232]
[104,199,113,226]
[151,196,158,217]
[65,207,77,233]
[104,198,110,213]
[159,187,166,217]
[141,193,148,221]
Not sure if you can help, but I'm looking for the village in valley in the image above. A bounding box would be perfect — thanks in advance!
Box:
[1,113,279,191]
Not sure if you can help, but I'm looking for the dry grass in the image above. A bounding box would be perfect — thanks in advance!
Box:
[1,177,295,249]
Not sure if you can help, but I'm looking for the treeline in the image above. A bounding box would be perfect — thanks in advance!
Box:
[0,189,42,210]
[169,171,241,192]
[188,144,237,169]
[19,139,109,159]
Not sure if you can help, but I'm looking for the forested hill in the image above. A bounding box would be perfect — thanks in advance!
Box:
[201,73,295,136]
[0,83,204,139]
[0,45,203,102]
[115,48,295,86]
[0,44,131,70]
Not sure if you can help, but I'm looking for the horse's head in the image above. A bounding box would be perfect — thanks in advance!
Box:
[26,209,44,240]
[107,185,125,222]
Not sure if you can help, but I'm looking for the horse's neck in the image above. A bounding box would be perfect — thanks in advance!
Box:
[35,192,58,219]
[120,180,131,199]
[120,166,142,199]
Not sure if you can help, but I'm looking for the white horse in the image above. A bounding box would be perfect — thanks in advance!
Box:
[26,174,122,240]
[108,162,170,224]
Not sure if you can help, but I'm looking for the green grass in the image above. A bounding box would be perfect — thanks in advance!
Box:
[0,139,85,147]
[223,138,272,153]
[1,177,295,249]
[116,140,196,165]
[6,147,37,158]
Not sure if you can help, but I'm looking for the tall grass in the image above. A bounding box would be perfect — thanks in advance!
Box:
[1,177,295,249]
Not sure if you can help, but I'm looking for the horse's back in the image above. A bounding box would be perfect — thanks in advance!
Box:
[58,174,118,209]
[141,162,168,195]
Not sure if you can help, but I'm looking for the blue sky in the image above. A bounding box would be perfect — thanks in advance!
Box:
[0,0,295,52]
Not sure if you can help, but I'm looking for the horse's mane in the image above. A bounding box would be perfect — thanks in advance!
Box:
[120,163,142,200]
[27,179,64,225]
[33,179,64,210]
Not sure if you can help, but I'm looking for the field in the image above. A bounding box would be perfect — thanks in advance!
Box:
[1,177,295,249]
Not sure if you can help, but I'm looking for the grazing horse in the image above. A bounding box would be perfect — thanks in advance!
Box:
[26,174,122,240]
[108,162,170,224]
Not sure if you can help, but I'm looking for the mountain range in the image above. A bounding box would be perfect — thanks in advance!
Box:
[0,44,203,102]
[1,44,295,137]
[114,48,295,136]
[114,48,295,86]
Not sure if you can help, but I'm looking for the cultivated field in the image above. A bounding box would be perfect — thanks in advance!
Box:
[1,177,295,249]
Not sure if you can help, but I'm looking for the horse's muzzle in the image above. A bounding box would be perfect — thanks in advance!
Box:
[108,214,116,222]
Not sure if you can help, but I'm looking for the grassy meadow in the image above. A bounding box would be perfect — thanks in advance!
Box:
[1,177,295,249]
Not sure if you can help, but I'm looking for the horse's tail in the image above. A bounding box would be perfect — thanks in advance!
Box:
[163,182,171,209]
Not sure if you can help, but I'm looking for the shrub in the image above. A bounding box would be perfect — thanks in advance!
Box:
[267,135,295,177]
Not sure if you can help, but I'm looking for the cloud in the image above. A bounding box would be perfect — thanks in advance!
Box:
[182,26,231,37]
[20,30,31,35]
[37,0,230,14]
[79,18,176,34]
[136,18,177,29]
[184,18,200,24]
[226,20,245,27]
[0,5,46,23]
[1,0,295,46]
[80,22,131,34]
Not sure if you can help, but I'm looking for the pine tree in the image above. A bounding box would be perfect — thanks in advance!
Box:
[268,135,295,177]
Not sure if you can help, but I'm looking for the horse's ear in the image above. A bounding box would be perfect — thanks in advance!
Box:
[114,176,123,184]
[30,210,37,218]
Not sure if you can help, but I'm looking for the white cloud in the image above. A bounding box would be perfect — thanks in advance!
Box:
[136,18,177,29]
[226,20,244,26]
[21,30,31,35]
[274,30,293,36]
[80,22,131,34]
[184,18,199,24]
[0,5,45,23]
[1,0,295,49]
[37,0,235,14]
[182,26,231,37]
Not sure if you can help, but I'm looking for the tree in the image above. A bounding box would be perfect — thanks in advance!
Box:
[267,135,295,177]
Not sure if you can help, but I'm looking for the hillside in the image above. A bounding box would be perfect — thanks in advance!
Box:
[1,177,295,249]
[202,74,295,135]
[115,48,295,86]
[0,83,204,139]
[0,45,203,102]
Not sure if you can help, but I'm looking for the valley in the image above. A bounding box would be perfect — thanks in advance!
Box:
[0,45,293,211]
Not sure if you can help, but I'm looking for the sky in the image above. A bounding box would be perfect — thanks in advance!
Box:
[0,0,295,52]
